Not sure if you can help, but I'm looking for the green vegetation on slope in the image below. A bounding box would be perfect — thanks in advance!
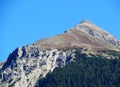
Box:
[35,49,120,87]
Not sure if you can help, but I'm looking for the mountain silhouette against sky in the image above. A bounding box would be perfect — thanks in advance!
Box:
[35,20,120,51]
[0,20,120,87]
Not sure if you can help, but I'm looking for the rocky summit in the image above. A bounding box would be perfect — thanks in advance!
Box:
[35,20,120,50]
[0,20,120,87]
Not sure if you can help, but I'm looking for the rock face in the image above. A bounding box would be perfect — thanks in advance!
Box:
[0,45,75,87]
[0,20,120,87]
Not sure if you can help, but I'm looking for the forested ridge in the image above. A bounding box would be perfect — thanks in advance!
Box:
[35,49,120,87]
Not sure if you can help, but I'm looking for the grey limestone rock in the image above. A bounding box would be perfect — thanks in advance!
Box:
[0,45,75,87]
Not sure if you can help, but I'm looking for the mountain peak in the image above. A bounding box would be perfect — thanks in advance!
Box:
[35,20,120,51]
[0,20,120,87]
[74,20,109,36]
[80,19,92,24]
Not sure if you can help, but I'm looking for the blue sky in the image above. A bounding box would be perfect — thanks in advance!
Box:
[0,0,120,62]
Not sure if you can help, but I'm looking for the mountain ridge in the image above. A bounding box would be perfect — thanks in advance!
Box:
[35,20,120,51]
[0,20,120,87]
